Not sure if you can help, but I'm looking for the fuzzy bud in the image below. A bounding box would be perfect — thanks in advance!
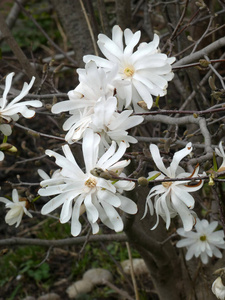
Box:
[138,177,148,187]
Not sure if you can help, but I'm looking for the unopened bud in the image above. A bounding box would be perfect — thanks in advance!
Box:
[49,59,55,67]
[199,59,210,68]
[138,177,148,186]
[209,76,217,91]
[0,143,17,152]
[187,35,194,42]
[54,63,64,73]
[42,63,48,74]
[137,101,148,110]
[45,103,52,110]
[208,175,215,186]
[195,0,206,9]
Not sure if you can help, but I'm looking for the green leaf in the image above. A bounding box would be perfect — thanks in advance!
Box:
[148,172,161,181]
[213,151,218,171]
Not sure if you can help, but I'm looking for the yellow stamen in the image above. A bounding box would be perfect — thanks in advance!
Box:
[162,181,172,188]
[85,177,97,188]
[124,67,134,77]
[200,235,207,241]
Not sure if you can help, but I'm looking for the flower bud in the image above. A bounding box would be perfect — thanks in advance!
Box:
[138,177,148,187]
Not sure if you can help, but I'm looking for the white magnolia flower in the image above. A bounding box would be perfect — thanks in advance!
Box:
[39,129,137,236]
[144,143,204,231]
[0,151,4,161]
[215,141,225,172]
[212,269,225,300]
[0,189,33,227]
[0,73,42,136]
[51,61,116,143]
[90,96,143,148]
[84,25,175,111]
[177,219,225,264]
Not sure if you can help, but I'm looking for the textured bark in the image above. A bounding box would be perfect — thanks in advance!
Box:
[124,187,190,300]
[97,0,111,36]
[115,0,131,30]
[0,10,38,81]
[51,0,95,67]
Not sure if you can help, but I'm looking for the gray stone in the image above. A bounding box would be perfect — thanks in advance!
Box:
[121,258,149,275]
[37,293,60,300]
[83,268,113,286]
[66,280,94,299]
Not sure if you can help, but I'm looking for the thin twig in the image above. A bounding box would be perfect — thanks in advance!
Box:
[126,242,140,300]
[79,0,99,56]
[14,122,66,141]
[103,279,135,300]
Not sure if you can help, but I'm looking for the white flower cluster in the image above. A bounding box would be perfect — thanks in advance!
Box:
[1,25,225,270]
[51,25,175,146]
[36,26,177,235]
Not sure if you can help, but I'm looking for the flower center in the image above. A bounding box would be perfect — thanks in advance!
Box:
[200,235,207,241]
[124,67,134,77]
[85,177,97,188]
[162,181,172,188]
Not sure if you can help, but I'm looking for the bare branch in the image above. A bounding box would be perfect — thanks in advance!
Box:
[173,37,225,67]
[0,233,127,247]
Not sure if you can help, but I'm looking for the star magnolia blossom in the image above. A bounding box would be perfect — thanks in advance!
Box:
[0,189,33,227]
[51,61,116,143]
[215,141,225,172]
[84,25,175,111]
[177,219,225,264]
[90,96,143,148]
[0,72,42,136]
[39,129,137,236]
[144,143,204,231]
[212,277,225,300]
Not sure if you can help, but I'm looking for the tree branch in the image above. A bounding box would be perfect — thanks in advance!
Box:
[0,233,127,247]
[173,37,225,67]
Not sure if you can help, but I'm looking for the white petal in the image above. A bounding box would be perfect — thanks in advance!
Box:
[171,192,194,231]
[60,198,73,223]
[169,143,192,177]
[41,193,70,215]
[83,129,100,172]
[12,189,19,202]
[101,201,124,232]
[149,144,168,176]
[97,189,121,207]
[0,124,12,136]
[71,195,84,236]
[84,193,99,223]
[2,73,14,107]
[117,194,137,214]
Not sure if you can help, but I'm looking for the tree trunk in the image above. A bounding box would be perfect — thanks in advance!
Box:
[124,187,191,300]
[51,0,95,67]
[115,0,131,30]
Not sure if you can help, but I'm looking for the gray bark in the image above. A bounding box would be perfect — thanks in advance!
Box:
[51,0,95,66]
[115,0,131,30]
